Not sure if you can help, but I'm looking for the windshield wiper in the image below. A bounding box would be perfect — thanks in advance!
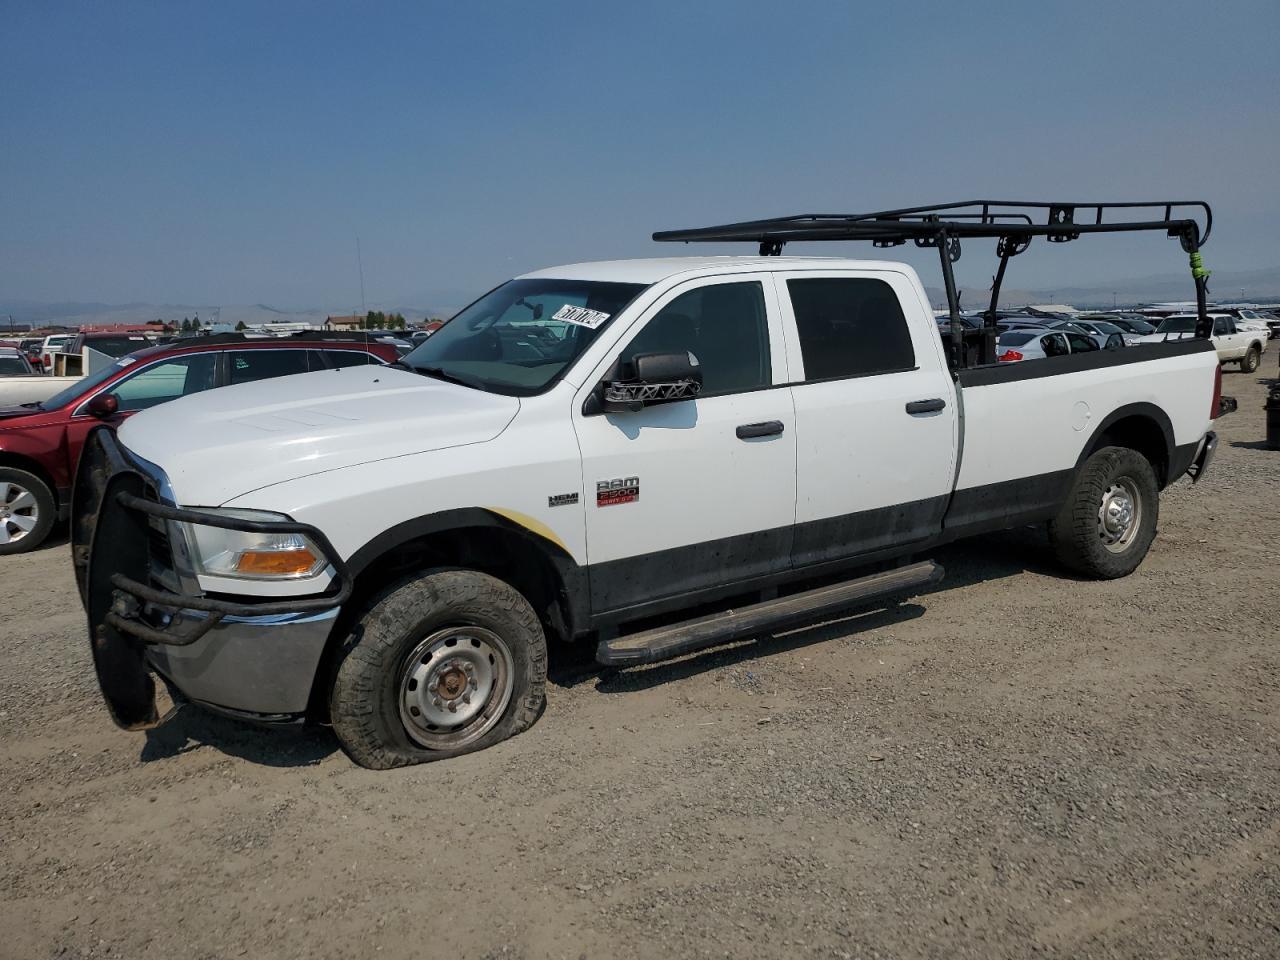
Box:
[18,401,42,410]
[411,365,484,390]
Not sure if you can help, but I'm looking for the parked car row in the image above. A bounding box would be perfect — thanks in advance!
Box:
[0,334,397,553]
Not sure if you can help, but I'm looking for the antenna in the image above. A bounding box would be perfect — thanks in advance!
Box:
[355,233,367,315]
[355,233,372,365]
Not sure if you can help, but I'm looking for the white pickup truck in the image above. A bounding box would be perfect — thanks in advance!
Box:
[1139,313,1268,372]
[73,201,1226,768]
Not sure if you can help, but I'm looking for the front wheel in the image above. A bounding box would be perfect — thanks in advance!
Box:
[329,569,547,769]
[1240,346,1261,373]
[1048,447,1159,579]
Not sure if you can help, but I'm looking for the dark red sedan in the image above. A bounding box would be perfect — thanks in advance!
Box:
[0,334,397,553]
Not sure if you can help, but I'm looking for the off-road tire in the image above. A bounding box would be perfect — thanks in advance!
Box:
[329,569,547,769]
[0,467,56,555]
[1048,446,1159,579]
[1240,345,1261,373]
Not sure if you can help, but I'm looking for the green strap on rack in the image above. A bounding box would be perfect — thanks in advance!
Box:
[1189,251,1211,280]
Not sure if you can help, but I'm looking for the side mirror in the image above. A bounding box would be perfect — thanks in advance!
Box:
[87,393,119,418]
[602,351,703,414]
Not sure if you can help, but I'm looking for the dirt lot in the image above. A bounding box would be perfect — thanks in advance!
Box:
[2,371,1277,960]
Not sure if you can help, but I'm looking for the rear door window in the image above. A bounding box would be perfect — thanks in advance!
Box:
[786,277,915,380]
[1041,334,1069,357]
[228,349,310,385]
[1066,333,1099,353]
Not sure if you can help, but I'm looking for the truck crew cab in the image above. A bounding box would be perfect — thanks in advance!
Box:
[74,200,1225,768]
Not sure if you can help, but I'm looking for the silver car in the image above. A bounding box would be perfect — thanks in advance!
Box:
[996,329,1102,362]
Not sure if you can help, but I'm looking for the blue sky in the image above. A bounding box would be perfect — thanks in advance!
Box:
[2,0,1277,311]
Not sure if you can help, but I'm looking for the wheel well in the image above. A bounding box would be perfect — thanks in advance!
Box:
[307,524,572,720]
[1091,415,1170,486]
[0,452,58,503]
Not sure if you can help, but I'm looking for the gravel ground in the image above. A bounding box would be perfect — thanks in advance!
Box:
[2,370,1277,960]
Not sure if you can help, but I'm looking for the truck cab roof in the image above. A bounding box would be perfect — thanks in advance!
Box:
[517,256,911,285]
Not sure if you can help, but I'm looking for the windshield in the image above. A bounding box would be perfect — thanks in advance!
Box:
[40,357,132,408]
[0,356,31,375]
[401,278,648,396]
[1156,316,1196,333]
[1089,320,1124,335]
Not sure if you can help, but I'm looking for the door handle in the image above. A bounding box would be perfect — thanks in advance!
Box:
[736,420,785,439]
[905,398,946,415]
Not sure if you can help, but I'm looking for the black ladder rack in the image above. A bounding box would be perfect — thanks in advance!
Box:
[653,200,1214,367]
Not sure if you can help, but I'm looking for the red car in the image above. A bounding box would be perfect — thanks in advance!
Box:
[0,334,398,554]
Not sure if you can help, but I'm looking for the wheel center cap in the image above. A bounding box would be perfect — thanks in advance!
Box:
[437,667,467,699]
[1105,497,1132,532]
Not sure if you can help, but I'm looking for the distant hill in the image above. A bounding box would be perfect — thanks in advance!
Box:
[0,300,456,328]
[6,265,1280,327]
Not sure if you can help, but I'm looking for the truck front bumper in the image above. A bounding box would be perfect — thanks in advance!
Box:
[144,607,340,720]
[72,427,350,729]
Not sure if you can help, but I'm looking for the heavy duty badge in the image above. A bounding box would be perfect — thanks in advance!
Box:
[596,476,639,507]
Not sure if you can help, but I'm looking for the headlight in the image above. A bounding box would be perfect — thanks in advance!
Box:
[181,508,328,580]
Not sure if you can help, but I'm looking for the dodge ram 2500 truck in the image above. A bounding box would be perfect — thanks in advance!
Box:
[73,200,1225,768]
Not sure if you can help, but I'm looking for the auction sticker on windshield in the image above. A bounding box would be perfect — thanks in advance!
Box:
[552,304,611,329]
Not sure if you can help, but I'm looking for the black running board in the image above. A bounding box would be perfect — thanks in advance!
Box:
[596,560,943,667]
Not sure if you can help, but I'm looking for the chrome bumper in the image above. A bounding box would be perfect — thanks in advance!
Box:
[145,607,340,718]
[1187,431,1217,484]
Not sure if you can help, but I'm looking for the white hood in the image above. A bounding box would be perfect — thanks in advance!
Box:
[119,366,519,505]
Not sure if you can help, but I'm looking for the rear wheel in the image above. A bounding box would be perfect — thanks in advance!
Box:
[0,468,55,555]
[329,569,547,769]
[1048,447,1159,579]
[1240,345,1261,373]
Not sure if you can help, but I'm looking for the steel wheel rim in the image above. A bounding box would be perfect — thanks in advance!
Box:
[1098,477,1141,554]
[0,480,39,546]
[397,625,514,750]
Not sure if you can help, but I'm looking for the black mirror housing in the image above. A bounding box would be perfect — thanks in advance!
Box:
[601,351,703,414]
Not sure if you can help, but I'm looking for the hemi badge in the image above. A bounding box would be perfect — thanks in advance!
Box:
[548,492,579,508]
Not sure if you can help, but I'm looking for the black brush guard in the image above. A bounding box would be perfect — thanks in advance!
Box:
[73,427,350,728]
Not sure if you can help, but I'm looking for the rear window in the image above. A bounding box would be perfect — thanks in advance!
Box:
[84,336,156,357]
[1157,317,1196,333]
[787,278,915,380]
[998,332,1036,346]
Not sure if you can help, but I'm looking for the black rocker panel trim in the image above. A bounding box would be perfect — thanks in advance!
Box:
[957,337,1214,388]
[791,494,949,568]
[941,470,1074,540]
[589,525,792,614]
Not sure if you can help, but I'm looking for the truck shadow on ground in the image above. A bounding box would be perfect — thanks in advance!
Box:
[140,706,337,767]
[550,524,1064,694]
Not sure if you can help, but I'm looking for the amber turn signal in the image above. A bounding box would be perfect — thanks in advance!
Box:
[234,548,320,577]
